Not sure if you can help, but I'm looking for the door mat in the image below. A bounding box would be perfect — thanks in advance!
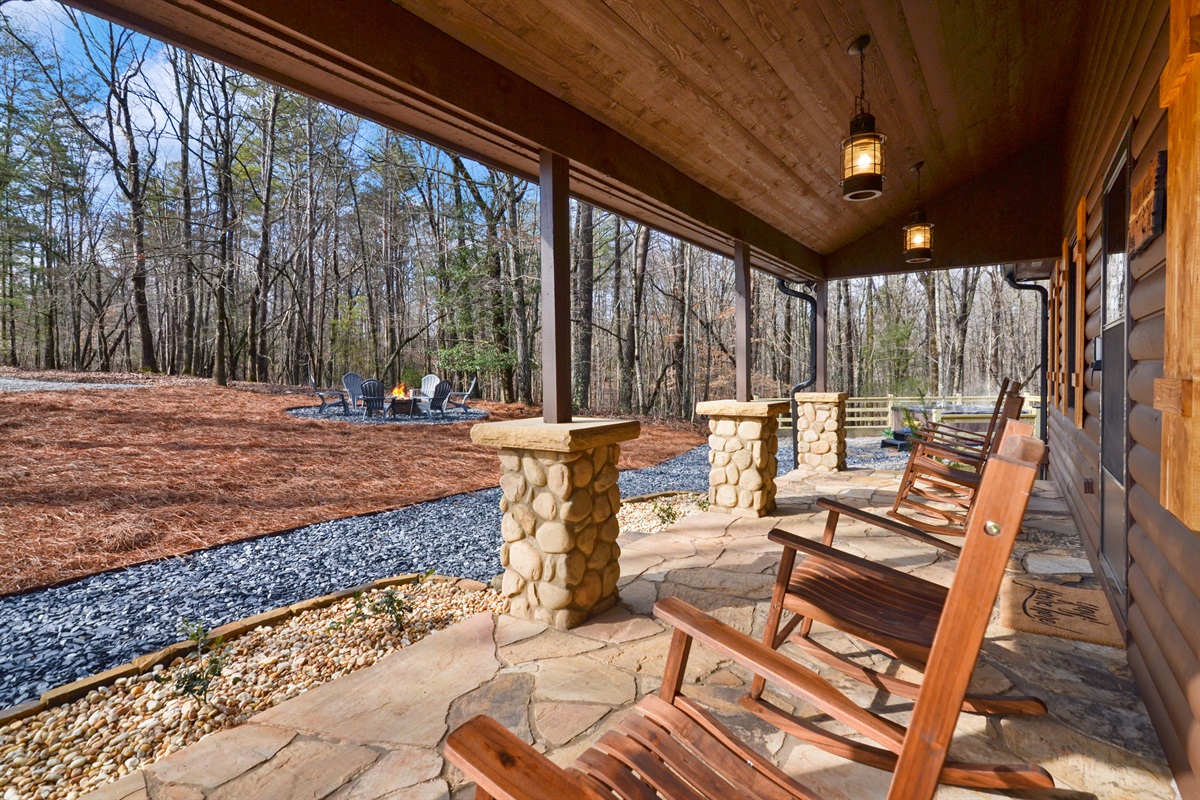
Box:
[999,577,1124,648]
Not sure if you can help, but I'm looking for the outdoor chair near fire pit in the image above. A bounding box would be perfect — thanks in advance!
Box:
[359,378,388,417]
[447,375,477,413]
[415,379,453,418]
[419,373,441,399]
[342,372,364,412]
[308,373,347,415]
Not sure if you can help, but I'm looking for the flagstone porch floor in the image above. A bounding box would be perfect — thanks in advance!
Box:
[81,466,1178,800]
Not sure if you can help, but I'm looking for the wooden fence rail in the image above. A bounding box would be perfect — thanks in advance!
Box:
[775,394,1039,433]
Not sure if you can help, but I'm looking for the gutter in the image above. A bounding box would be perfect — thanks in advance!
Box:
[776,278,818,468]
[1003,265,1049,445]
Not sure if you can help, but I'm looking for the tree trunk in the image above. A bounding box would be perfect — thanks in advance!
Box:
[572,202,594,408]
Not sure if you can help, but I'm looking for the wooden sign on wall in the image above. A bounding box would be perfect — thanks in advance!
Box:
[1129,150,1167,255]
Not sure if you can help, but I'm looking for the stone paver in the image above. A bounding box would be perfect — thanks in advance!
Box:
[76,465,1178,800]
[254,612,498,748]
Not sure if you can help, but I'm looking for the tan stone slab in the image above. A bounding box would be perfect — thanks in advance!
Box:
[500,629,604,665]
[494,614,547,647]
[792,392,848,403]
[209,737,378,800]
[145,723,296,790]
[665,568,777,600]
[587,629,724,680]
[470,417,640,452]
[535,656,636,705]
[617,549,665,580]
[447,672,534,744]
[571,606,663,644]
[618,579,658,616]
[330,748,442,800]
[79,772,148,800]
[379,781,449,800]
[695,399,789,417]
[533,702,611,746]
[254,612,498,748]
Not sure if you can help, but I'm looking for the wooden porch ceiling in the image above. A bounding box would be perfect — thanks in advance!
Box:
[65,0,1087,281]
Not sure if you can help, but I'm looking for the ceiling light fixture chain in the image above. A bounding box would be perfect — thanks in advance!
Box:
[840,33,885,201]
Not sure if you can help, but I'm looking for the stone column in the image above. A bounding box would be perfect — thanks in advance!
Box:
[695,400,789,518]
[794,392,848,472]
[471,418,640,629]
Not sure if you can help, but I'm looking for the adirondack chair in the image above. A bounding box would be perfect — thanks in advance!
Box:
[447,375,477,412]
[889,394,1028,536]
[414,379,453,418]
[745,433,1052,791]
[308,373,347,415]
[447,441,1050,799]
[342,372,364,412]
[359,378,388,417]
[419,373,440,399]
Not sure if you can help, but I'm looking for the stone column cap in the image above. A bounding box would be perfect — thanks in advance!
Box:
[793,392,848,402]
[695,399,789,417]
[470,417,640,452]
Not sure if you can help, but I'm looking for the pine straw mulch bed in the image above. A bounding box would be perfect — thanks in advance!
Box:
[0,370,705,595]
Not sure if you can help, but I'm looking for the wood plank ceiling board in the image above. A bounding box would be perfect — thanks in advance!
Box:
[399,0,1088,263]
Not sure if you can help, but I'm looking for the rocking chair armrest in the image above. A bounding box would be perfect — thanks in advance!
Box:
[909,437,987,465]
[446,715,606,800]
[811,498,963,554]
[923,421,988,440]
[653,597,906,749]
[766,529,952,582]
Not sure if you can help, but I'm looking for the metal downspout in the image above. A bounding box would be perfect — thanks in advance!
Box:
[1003,266,1049,445]
[776,278,818,469]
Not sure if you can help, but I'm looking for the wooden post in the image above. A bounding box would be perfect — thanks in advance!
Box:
[814,280,828,392]
[540,149,571,423]
[734,240,752,402]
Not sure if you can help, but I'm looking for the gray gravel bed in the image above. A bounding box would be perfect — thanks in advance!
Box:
[0,435,899,708]
[288,406,489,425]
[0,378,146,392]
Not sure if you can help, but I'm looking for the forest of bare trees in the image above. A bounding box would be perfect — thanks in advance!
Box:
[0,5,1042,415]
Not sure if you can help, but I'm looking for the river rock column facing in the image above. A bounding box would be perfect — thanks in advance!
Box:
[695,399,789,518]
[793,392,848,472]
[470,418,640,629]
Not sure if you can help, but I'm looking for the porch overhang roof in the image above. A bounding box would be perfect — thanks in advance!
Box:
[64,0,1085,281]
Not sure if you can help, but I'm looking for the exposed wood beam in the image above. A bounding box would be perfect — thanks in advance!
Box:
[540,150,571,424]
[734,240,752,403]
[62,0,823,281]
[824,136,1065,279]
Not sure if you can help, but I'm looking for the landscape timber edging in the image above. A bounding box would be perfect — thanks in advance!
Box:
[0,572,483,726]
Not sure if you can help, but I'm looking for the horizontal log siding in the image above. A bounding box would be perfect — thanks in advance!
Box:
[1058,0,1198,789]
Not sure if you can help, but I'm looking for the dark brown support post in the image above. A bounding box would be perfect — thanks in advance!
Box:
[540,149,571,423]
[814,280,828,392]
[734,240,752,402]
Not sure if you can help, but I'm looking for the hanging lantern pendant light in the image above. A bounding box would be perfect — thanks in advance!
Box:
[841,34,886,201]
[903,161,934,263]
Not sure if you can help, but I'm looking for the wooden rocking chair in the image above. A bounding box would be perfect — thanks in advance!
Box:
[888,396,1029,537]
[914,377,1018,455]
[446,440,1050,799]
[744,433,1052,791]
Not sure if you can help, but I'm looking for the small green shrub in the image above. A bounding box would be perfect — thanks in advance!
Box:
[368,588,413,628]
[652,500,681,525]
[155,617,226,703]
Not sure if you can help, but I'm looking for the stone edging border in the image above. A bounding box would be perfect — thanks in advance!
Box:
[0,573,486,727]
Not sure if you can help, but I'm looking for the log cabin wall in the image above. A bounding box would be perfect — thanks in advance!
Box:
[1053,0,1199,793]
